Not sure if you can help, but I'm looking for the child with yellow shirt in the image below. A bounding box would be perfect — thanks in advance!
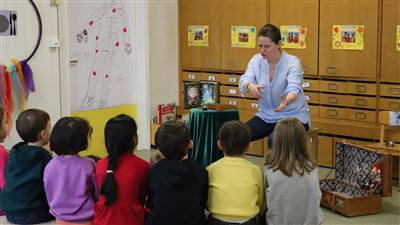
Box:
[206,120,264,225]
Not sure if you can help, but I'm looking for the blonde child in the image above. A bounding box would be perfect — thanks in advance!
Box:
[263,117,323,225]
[44,117,98,225]
[94,114,150,225]
[0,107,10,216]
[207,120,264,225]
[0,108,54,224]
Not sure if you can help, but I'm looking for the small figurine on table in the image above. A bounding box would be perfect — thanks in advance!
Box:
[361,162,383,194]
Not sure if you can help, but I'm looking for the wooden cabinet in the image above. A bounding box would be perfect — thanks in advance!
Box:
[319,0,378,79]
[180,0,221,69]
[270,0,319,75]
[381,0,400,83]
[220,1,267,71]
[240,110,265,156]
[317,135,333,167]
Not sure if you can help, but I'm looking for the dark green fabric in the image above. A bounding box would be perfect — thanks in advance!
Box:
[188,109,240,167]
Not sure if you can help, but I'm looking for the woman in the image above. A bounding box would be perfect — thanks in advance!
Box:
[239,24,310,147]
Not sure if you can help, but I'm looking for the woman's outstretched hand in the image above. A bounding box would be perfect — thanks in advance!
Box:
[274,96,290,112]
[248,83,265,99]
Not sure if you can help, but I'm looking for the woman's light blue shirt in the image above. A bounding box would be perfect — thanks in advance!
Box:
[239,51,310,124]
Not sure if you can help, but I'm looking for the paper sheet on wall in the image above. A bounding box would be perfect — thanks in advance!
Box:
[280,25,307,49]
[231,26,256,48]
[332,25,364,50]
[67,0,137,112]
[188,25,209,47]
[397,25,400,51]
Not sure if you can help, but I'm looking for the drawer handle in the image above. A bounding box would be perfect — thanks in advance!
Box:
[302,65,311,73]
[355,99,367,106]
[389,88,400,95]
[228,77,237,83]
[327,109,338,117]
[328,83,338,91]
[229,89,237,95]
[355,85,367,93]
[188,74,196,80]
[327,66,337,74]
[302,82,311,88]
[251,103,259,108]
[229,100,237,106]
[355,112,366,120]
[389,102,400,109]
[327,97,338,104]
[208,75,216,81]
[227,61,236,69]
[305,95,310,101]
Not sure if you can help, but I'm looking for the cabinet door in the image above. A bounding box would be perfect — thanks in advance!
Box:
[319,0,378,79]
[317,136,333,167]
[220,1,267,71]
[181,0,220,69]
[270,0,319,76]
[381,0,400,82]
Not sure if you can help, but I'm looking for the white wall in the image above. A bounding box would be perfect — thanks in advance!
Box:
[149,0,179,117]
[0,1,61,148]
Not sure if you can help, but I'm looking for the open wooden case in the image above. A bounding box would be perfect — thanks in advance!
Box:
[319,142,392,217]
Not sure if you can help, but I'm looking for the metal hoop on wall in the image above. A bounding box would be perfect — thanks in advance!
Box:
[26,0,42,62]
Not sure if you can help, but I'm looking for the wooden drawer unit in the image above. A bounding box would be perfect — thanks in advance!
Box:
[346,96,376,109]
[347,109,376,123]
[320,80,347,93]
[379,98,400,110]
[309,105,319,117]
[304,92,319,104]
[241,99,260,111]
[347,82,376,96]
[240,110,264,156]
[200,73,222,82]
[182,71,201,81]
[320,93,346,106]
[220,97,242,108]
[380,84,400,97]
[220,74,241,85]
[303,79,320,91]
[319,106,347,120]
[317,135,333,167]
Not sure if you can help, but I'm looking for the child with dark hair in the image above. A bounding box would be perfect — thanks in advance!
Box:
[146,120,208,225]
[207,120,264,225]
[0,108,54,224]
[43,117,97,225]
[263,117,323,225]
[94,114,150,225]
[0,107,10,216]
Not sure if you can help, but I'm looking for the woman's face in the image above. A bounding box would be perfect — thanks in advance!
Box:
[257,36,280,60]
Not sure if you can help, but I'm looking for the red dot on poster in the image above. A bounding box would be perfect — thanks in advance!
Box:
[105,75,109,78]
[112,8,116,13]
[115,42,120,47]
[92,71,97,76]
[95,49,99,53]
[123,28,127,33]
[89,21,93,26]
[96,36,99,40]
[126,43,130,47]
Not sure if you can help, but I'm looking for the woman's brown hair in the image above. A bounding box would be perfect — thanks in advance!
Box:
[265,117,315,176]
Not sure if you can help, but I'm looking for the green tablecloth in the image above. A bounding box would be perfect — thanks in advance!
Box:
[188,108,240,167]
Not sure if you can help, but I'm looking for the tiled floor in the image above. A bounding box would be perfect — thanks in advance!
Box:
[138,149,400,225]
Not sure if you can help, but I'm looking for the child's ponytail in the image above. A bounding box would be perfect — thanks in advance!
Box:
[100,149,119,206]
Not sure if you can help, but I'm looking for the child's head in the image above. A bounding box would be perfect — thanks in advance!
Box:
[0,107,10,143]
[155,120,190,160]
[16,108,51,145]
[218,120,251,157]
[50,117,92,155]
[266,117,314,176]
[150,149,164,166]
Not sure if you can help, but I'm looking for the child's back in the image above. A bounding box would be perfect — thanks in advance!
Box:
[147,121,208,225]
[206,120,264,225]
[0,108,54,224]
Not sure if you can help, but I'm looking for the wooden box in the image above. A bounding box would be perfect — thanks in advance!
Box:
[319,142,388,217]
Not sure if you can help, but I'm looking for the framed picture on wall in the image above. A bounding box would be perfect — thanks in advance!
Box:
[183,82,201,108]
[200,81,219,106]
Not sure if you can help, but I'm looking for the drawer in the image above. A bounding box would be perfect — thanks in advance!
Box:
[220,86,241,97]
[379,98,400,110]
[220,97,242,108]
[200,73,222,82]
[347,82,376,95]
[381,84,400,97]
[347,109,376,123]
[182,71,201,81]
[319,106,347,120]
[220,74,241,85]
[346,96,376,109]
[303,79,320,91]
[309,105,319,117]
[304,92,319,104]
[241,99,260,111]
[320,93,347,106]
[320,80,347,93]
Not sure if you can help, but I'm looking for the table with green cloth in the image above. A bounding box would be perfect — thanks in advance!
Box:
[188,108,240,167]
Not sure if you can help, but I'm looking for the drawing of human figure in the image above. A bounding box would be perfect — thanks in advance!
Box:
[77,0,132,109]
